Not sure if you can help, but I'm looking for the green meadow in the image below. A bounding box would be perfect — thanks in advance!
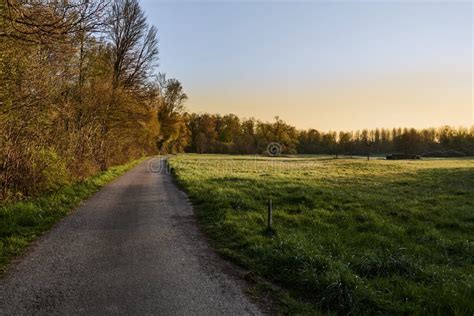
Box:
[169,154,474,314]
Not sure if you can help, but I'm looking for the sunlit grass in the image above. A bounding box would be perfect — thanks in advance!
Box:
[169,154,474,314]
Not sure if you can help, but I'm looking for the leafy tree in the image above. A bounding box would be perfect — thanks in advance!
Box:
[156,74,189,154]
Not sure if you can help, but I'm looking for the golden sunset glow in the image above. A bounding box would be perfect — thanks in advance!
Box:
[188,70,472,131]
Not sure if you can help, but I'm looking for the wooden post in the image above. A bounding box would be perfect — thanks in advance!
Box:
[267,199,273,229]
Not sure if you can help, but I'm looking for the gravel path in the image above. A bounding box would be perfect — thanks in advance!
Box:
[0,158,261,315]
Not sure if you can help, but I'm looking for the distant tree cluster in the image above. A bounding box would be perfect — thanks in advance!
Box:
[298,126,474,156]
[186,114,298,154]
[183,115,474,157]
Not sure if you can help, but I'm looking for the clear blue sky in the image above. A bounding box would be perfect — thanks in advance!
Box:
[140,0,472,131]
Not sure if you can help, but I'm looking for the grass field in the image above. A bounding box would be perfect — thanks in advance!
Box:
[169,154,474,314]
[0,157,146,274]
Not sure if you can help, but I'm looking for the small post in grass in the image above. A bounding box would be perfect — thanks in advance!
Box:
[267,199,273,230]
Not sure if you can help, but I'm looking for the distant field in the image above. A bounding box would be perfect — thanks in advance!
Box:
[169,154,474,314]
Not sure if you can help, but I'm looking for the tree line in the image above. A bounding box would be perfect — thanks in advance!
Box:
[1,0,473,202]
[181,114,474,157]
[1,0,184,200]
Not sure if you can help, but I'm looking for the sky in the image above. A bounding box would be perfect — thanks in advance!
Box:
[140,0,473,131]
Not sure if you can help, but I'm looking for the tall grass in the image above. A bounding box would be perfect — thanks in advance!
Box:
[169,154,474,314]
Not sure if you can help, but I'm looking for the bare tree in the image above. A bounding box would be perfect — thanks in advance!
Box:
[107,0,159,90]
[1,0,108,44]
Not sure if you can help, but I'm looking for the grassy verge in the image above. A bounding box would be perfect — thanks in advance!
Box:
[0,157,147,274]
[169,154,474,314]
